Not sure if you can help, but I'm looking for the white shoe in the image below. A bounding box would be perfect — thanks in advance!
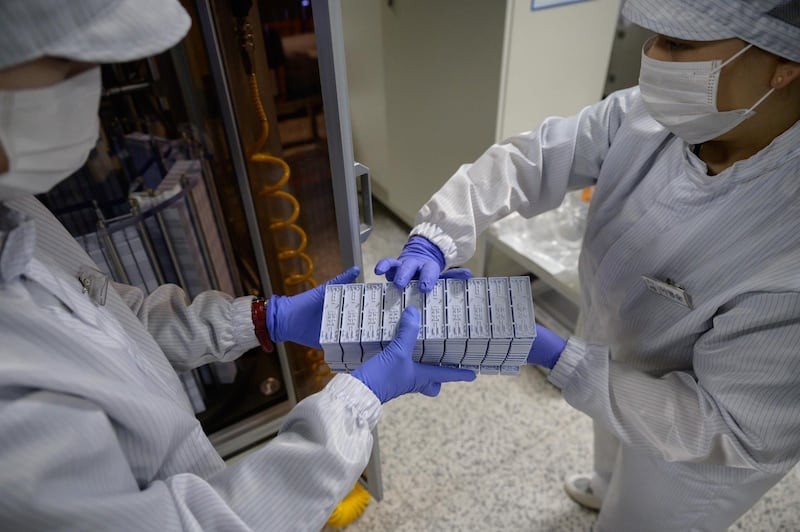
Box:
[564,474,602,511]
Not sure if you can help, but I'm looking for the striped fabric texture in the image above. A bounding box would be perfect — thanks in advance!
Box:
[0,1,191,70]
[412,86,800,529]
[0,196,381,531]
[622,0,800,63]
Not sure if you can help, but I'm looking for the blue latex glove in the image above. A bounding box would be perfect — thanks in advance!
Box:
[267,267,361,349]
[527,324,567,369]
[352,306,477,403]
[375,235,447,292]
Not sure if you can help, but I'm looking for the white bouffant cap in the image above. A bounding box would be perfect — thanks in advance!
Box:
[623,0,800,63]
[0,0,192,70]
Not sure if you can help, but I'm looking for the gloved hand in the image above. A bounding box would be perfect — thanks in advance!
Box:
[527,324,567,369]
[267,266,360,349]
[375,235,447,292]
[352,306,477,403]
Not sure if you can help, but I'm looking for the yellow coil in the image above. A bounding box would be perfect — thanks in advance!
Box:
[245,72,330,386]
[326,483,371,528]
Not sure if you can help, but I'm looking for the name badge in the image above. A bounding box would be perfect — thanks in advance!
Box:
[641,275,692,309]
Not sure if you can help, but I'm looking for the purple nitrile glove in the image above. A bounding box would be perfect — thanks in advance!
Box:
[374,235,446,292]
[267,267,360,349]
[439,268,473,281]
[352,306,477,403]
[527,324,567,369]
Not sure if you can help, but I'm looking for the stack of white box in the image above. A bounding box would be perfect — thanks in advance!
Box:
[421,279,446,364]
[507,277,537,372]
[380,284,403,350]
[340,284,364,371]
[320,276,537,375]
[403,280,425,362]
[441,278,468,367]
[320,284,346,372]
[483,277,513,375]
[360,283,385,360]
[461,278,490,371]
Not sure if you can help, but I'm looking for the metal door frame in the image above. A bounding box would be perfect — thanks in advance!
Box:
[313,0,383,500]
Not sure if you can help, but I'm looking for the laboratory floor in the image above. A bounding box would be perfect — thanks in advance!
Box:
[333,200,800,532]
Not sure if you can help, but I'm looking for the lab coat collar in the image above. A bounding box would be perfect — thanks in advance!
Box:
[683,119,800,186]
[23,256,100,326]
[0,202,35,283]
[0,201,100,325]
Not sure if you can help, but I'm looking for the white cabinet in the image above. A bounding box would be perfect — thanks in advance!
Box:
[341,0,506,229]
[341,0,620,225]
[495,0,622,139]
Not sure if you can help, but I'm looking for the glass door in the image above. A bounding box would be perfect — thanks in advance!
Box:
[194,0,382,497]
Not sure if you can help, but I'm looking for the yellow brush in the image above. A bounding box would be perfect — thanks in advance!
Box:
[326,483,371,528]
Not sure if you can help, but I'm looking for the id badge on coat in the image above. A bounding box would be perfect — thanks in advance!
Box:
[641,275,693,309]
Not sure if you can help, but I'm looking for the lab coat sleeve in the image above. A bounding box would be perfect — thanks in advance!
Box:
[0,373,380,532]
[113,281,259,371]
[411,87,641,267]
[549,291,800,475]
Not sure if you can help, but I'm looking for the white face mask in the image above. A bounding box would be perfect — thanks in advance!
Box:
[639,39,775,145]
[0,67,101,201]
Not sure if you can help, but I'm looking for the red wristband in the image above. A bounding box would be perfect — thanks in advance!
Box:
[251,297,274,353]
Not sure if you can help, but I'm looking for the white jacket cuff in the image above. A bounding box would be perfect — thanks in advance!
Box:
[324,374,382,430]
[547,336,587,389]
[232,296,260,352]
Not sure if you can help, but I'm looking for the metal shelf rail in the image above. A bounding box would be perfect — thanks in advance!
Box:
[74,160,237,413]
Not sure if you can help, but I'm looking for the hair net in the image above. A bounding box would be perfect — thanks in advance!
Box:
[622,0,800,63]
[0,0,191,70]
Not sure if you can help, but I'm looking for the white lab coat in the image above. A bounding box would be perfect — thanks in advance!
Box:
[412,86,800,531]
[0,196,381,531]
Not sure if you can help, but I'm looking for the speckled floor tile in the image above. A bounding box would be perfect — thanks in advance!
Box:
[343,365,600,531]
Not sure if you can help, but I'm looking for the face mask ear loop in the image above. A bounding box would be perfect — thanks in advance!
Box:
[711,43,754,74]
[711,43,773,116]
[642,36,657,56]
[745,87,776,114]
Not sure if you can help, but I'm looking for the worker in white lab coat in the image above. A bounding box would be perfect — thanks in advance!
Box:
[0,2,476,531]
[377,0,800,530]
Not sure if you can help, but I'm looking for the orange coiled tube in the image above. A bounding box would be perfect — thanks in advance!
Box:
[245,73,331,388]
[247,75,313,287]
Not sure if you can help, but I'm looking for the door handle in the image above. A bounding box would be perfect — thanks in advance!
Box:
[354,162,374,243]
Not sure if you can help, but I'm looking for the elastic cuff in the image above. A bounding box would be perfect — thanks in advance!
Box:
[547,336,585,389]
[410,222,459,267]
[325,374,382,429]
[232,296,260,351]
